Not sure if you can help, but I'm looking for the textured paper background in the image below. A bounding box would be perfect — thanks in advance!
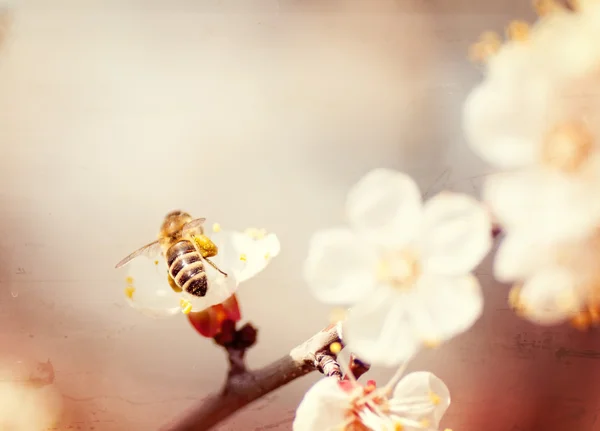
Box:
[1,1,599,430]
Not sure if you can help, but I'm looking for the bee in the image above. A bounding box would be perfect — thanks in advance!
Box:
[115,210,228,297]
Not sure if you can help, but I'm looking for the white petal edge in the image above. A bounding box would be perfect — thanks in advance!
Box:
[493,232,551,283]
[392,371,451,428]
[292,377,350,431]
[518,266,584,325]
[124,256,181,319]
[303,227,378,305]
[343,285,421,367]
[412,273,484,343]
[420,192,492,276]
[346,168,423,248]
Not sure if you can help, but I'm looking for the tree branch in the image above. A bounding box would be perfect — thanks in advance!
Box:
[160,323,369,431]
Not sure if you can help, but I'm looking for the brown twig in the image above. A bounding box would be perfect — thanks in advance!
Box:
[160,323,369,431]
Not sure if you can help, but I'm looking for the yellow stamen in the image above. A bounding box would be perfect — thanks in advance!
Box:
[468,31,502,64]
[506,20,530,42]
[429,391,441,405]
[533,0,563,15]
[125,276,134,284]
[124,286,135,299]
[180,298,192,315]
[212,222,221,233]
[394,423,404,431]
[570,311,591,331]
[264,252,270,260]
[423,338,441,349]
[154,260,159,265]
[330,341,342,354]
[239,253,247,262]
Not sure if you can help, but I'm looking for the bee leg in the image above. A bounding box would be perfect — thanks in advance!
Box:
[167,273,182,293]
[203,258,228,277]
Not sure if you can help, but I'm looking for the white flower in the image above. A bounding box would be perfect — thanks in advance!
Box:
[304,169,491,366]
[495,228,600,325]
[293,372,450,431]
[121,225,280,318]
[463,6,600,244]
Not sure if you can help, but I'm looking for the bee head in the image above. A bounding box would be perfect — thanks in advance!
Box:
[161,210,192,238]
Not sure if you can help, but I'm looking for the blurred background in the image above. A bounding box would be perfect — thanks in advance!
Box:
[1,0,599,430]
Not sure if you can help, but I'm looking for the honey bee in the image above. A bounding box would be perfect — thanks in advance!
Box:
[115,210,228,297]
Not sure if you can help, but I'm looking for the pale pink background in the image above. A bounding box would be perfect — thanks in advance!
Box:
[1,0,599,430]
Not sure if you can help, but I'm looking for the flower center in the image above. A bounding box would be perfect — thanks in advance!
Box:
[541,121,594,173]
[376,249,421,290]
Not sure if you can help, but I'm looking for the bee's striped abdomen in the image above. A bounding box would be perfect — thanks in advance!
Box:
[166,240,208,297]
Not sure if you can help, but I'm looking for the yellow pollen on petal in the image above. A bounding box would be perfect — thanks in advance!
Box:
[330,342,342,354]
[124,286,135,299]
[541,121,594,173]
[429,391,441,405]
[376,249,421,290]
[180,298,193,315]
[506,20,530,42]
[125,276,134,284]
[264,252,270,260]
[394,422,404,431]
[420,419,431,428]
[239,253,247,262]
[212,222,221,233]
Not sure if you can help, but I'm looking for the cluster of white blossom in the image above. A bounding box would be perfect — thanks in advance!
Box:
[464,0,600,328]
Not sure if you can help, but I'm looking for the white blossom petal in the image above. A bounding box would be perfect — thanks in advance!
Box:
[343,285,420,366]
[124,256,181,319]
[293,377,349,431]
[346,169,423,248]
[493,232,551,283]
[210,229,280,283]
[304,228,378,305]
[392,372,450,428]
[420,192,492,276]
[184,268,239,312]
[463,68,551,169]
[208,230,249,282]
[412,273,483,343]
[484,168,600,243]
[518,267,584,325]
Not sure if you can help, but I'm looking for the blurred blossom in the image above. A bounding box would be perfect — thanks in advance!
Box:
[293,371,450,431]
[121,223,280,317]
[0,360,63,430]
[464,2,600,244]
[304,169,491,366]
[463,2,600,327]
[497,228,600,327]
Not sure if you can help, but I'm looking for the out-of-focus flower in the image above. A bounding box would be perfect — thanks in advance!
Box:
[0,360,63,431]
[463,2,600,244]
[121,223,280,318]
[293,372,450,431]
[304,169,491,366]
[497,228,600,326]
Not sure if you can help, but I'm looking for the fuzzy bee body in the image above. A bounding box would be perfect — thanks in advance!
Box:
[166,239,208,297]
[115,210,228,298]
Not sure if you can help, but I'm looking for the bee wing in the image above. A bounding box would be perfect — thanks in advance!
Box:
[181,217,207,237]
[115,240,162,269]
